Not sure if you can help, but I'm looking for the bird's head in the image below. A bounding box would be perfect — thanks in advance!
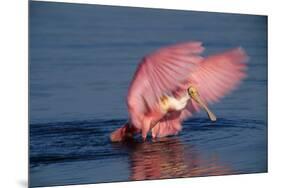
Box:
[187,86,198,99]
[187,86,217,122]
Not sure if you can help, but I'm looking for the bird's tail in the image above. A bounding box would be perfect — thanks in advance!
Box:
[110,122,140,142]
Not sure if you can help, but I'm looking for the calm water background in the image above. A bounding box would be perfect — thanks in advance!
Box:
[29,1,267,187]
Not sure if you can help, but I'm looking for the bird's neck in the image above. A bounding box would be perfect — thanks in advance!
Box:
[167,93,190,111]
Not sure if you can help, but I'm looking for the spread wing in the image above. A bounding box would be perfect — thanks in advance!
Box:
[179,47,248,121]
[127,42,204,129]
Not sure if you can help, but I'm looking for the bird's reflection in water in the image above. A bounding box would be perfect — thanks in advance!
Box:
[123,137,232,181]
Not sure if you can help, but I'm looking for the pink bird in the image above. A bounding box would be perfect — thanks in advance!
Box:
[110,41,248,142]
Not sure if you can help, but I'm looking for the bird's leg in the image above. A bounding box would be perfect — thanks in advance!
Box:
[141,96,172,141]
[142,111,166,141]
[151,121,160,139]
[141,118,151,141]
[141,124,149,141]
[141,113,163,141]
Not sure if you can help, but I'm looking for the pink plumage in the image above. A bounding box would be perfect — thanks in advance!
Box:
[110,41,248,142]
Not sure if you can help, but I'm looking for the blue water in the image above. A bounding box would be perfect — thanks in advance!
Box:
[29,1,267,187]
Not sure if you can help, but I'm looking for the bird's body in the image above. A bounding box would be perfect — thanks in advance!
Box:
[110,41,248,142]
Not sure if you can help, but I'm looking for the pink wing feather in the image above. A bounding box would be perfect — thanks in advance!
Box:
[179,47,248,121]
[127,42,204,130]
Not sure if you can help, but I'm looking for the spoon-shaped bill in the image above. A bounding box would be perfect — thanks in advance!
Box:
[192,94,217,122]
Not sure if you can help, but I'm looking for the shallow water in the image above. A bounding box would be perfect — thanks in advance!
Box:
[30,118,266,186]
[29,1,267,187]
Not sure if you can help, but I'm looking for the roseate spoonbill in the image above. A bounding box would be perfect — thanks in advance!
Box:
[110,41,248,142]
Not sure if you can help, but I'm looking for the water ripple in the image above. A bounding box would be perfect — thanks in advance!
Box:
[30,118,266,167]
